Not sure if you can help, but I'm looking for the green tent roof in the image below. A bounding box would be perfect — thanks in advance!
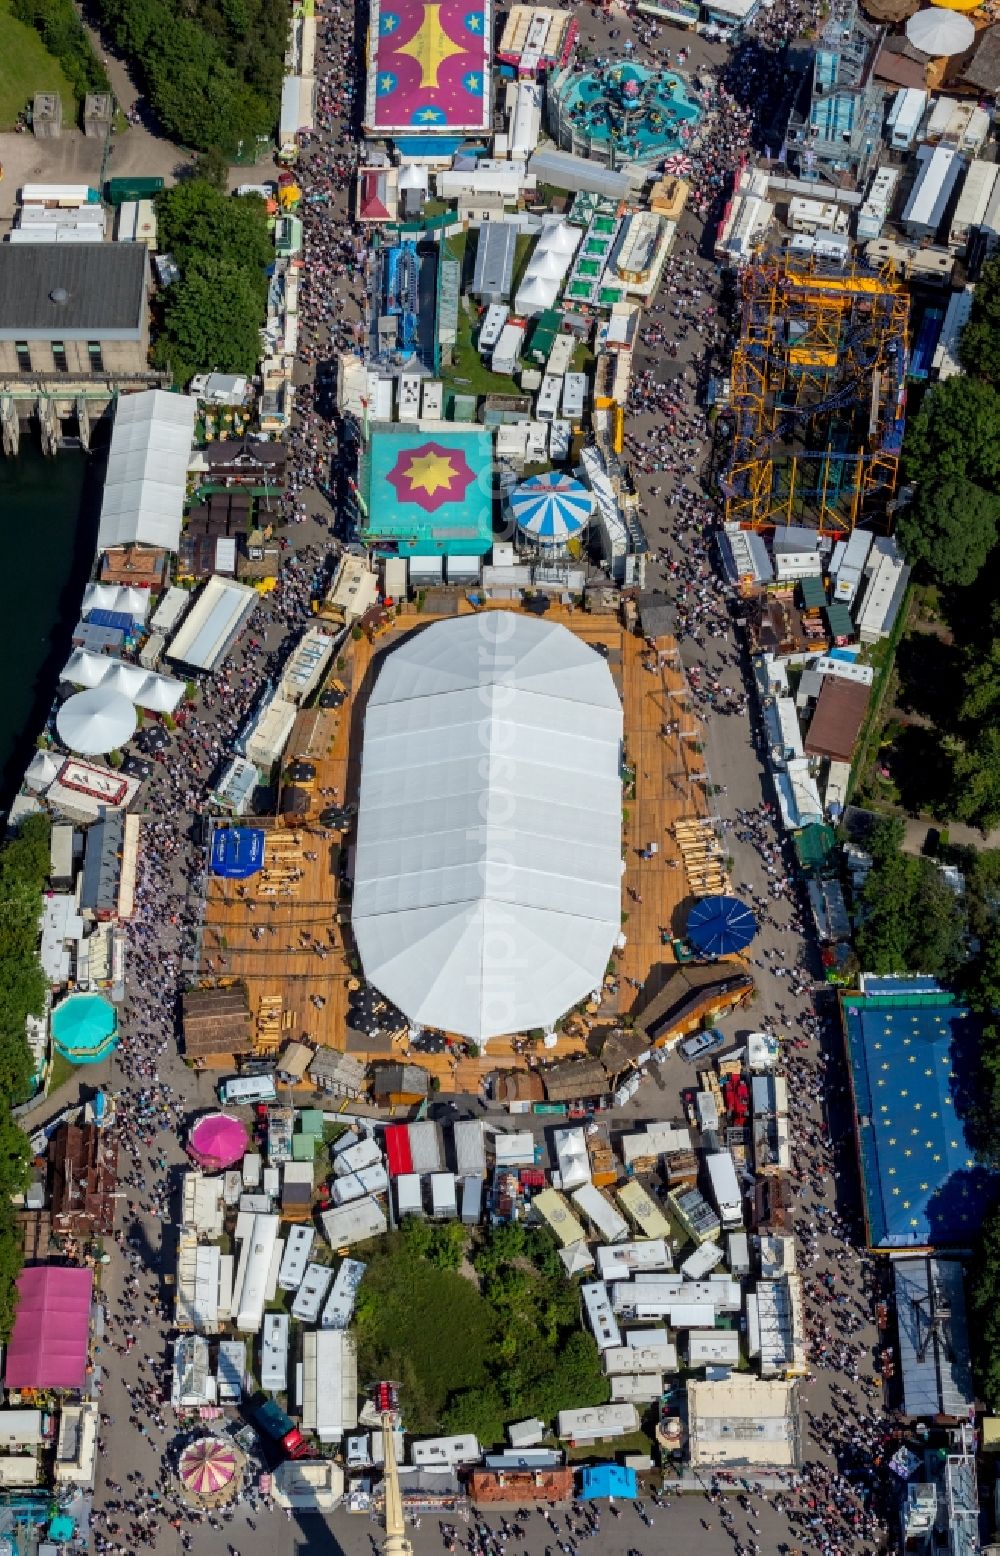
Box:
[799,575,827,610]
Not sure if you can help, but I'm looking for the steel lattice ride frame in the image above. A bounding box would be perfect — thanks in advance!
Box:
[721,254,910,534]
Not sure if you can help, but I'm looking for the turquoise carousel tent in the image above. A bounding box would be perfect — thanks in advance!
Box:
[51,993,119,1064]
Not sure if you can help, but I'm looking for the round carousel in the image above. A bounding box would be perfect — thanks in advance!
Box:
[177,1436,245,1507]
[550,59,703,165]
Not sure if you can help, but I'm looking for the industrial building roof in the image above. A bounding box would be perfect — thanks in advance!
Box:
[352,612,623,1041]
[893,1257,973,1419]
[0,243,147,336]
[97,391,197,553]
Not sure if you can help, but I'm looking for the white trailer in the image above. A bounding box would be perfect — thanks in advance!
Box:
[479,303,509,355]
[492,322,525,376]
[260,1312,289,1393]
[234,1213,279,1334]
[536,374,562,421]
[561,372,586,422]
[431,1172,458,1219]
[680,1240,726,1282]
[321,1258,366,1329]
[546,333,574,378]
[581,1281,621,1352]
[453,1121,486,1180]
[396,1174,424,1218]
[291,1262,335,1323]
[949,158,999,252]
[277,1225,315,1291]
[705,1150,743,1231]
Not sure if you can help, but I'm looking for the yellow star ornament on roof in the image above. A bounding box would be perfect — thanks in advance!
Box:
[405,448,457,497]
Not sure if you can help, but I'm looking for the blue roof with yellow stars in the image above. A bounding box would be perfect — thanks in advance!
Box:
[844,980,999,1249]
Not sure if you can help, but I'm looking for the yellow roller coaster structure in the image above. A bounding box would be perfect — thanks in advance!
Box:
[720,254,910,534]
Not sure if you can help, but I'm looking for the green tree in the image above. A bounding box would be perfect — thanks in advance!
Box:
[191,146,231,191]
[903,376,1000,489]
[441,1383,505,1444]
[153,257,265,387]
[854,817,967,976]
[960,255,1000,387]
[969,1202,1000,1409]
[949,726,1000,834]
[156,181,271,275]
[895,477,1000,588]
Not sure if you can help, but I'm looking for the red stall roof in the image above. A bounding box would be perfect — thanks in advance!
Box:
[5,1266,93,1390]
[385,1124,413,1178]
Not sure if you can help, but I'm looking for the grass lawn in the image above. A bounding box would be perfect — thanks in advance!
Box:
[0,0,76,129]
[443,304,526,400]
[47,1050,78,1096]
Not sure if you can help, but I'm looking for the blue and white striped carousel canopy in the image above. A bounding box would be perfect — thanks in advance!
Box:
[510,472,594,543]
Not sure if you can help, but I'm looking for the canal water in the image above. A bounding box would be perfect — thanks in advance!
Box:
[0,444,99,814]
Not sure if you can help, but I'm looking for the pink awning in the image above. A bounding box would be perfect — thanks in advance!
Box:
[5,1266,93,1390]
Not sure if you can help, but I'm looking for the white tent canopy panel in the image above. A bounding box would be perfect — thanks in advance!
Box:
[352,613,623,1042]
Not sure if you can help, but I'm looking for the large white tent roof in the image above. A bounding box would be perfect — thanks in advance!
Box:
[352,613,623,1042]
[97,390,197,554]
[56,688,136,756]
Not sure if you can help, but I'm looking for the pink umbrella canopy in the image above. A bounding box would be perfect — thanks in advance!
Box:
[664,152,692,175]
[187,1111,249,1169]
[178,1437,240,1499]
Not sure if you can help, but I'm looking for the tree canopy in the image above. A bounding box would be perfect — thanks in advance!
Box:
[0,814,51,1336]
[960,255,1000,389]
[854,817,967,977]
[354,1221,607,1445]
[152,182,269,388]
[95,0,285,152]
[969,1201,1000,1410]
[903,376,1000,490]
[895,476,1000,589]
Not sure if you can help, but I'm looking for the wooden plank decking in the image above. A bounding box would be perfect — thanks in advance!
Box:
[196,604,711,1091]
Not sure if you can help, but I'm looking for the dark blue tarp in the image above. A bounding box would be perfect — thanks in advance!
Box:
[211,827,265,879]
[686,894,757,957]
[87,609,136,633]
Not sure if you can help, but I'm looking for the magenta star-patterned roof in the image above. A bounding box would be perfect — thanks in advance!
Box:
[366,0,492,133]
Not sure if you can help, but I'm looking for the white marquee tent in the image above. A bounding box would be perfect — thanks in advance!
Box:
[352,613,623,1042]
[61,648,185,713]
[97,390,197,554]
[56,688,137,756]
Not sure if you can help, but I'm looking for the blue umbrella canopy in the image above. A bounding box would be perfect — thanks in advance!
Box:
[510,472,594,545]
[686,894,758,957]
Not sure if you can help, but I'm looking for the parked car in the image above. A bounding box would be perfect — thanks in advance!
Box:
[677,1027,726,1063]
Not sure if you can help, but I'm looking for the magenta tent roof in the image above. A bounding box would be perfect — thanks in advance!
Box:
[187,1112,249,1170]
[5,1266,93,1390]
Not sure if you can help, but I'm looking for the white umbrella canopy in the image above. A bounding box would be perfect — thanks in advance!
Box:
[906,6,974,52]
[56,688,137,756]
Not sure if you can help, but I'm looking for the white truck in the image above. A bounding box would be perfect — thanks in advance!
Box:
[705,1149,743,1231]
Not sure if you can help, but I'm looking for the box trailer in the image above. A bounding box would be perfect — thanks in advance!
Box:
[461,1175,484,1225]
[581,1282,621,1352]
[536,374,562,421]
[561,372,586,422]
[479,303,509,354]
[949,159,999,252]
[492,322,525,376]
[705,1151,743,1231]
[260,1312,289,1393]
[453,1120,486,1179]
[290,1262,335,1323]
[321,1258,366,1329]
[277,1225,315,1291]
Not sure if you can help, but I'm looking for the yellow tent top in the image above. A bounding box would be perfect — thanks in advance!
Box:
[982,1418,1000,1450]
[930,0,981,12]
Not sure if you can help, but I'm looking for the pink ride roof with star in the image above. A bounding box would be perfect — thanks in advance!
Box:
[365,0,492,134]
